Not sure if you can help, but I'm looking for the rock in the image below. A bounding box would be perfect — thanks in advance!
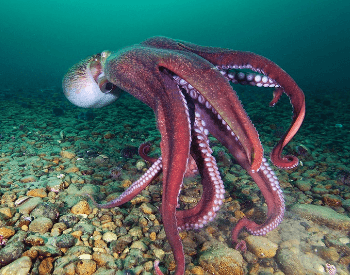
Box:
[29,217,53,233]
[51,222,67,236]
[0,241,25,266]
[27,188,47,198]
[75,259,97,275]
[140,203,156,214]
[0,226,15,239]
[71,201,92,215]
[60,150,76,159]
[0,256,32,275]
[136,160,146,171]
[59,214,80,228]
[31,202,59,221]
[46,178,64,193]
[322,194,342,207]
[66,246,93,257]
[153,249,165,260]
[56,234,76,248]
[17,197,42,215]
[110,235,132,254]
[0,208,15,219]
[295,180,311,192]
[52,255,78,275]
[102,232,118,243]
[343,199,350,211]
[92,252,118,269]
[291,204,350,230]
[317,247,340,262]
[130,240,148,251]
[65,166,79,173]
[20,175,38,183]
[124,249,143,269]
[128,226,142,239]
[199,241,244,275]
[24,235,45,246]
[277,248,306,275]
[31,245,62,258]
[245,235,278,258]
[38,257,55,274]
[72,221,95,235]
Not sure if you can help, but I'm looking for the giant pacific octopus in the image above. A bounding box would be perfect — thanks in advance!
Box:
[62,36,305,275]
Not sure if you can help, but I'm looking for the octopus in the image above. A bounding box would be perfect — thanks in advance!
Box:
[62,36,305,275]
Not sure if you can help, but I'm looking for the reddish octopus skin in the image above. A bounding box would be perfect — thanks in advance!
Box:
[63,36,305,275]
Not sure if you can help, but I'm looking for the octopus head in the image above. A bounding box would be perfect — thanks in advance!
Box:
[62,51,123,108]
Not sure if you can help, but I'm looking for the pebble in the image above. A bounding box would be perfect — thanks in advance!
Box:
[0,242,25,266]
[153,249,165,260]
[128,226,143,238]
[46,178,64,193]
[245,235,278,258]
[17,197,42,215]
[28,217,53,233]
[0,256,32,275]
[199,241,244,275]
[38,257,55,274]
[56,234,77,248]
[76,259,97,275]
[24,235,45,246]
[60,150,76,159]
[19,175,37,183]
[92,252,118,269]
[0,207,15,219]
[130,240,148,251]
[102,231,118,243]
[71,200,92,215]
[295,180,311,192]
[27,188,47,198]
[31,202,59,221]
[0,226,15,239]
[140,203,156,214]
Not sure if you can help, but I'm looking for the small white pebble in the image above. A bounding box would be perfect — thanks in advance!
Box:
[78,254,92,260]
[339,237,350,244]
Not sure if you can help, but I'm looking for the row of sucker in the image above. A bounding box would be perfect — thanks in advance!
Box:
[248,157,285,235]
[90,157,163,208]
[216,66,280,88]
[172,76,241,144]
[178,113,226,231]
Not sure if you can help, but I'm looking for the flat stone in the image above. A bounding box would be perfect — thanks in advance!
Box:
[291,204,350,230]
[20,175,38,183]
[17,197,42,215]
[0,242,25,266]
[27,188,47,198]
[0,256,32,275]
[277,248,306,275]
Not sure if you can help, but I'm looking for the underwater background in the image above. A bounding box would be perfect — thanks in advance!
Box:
[0,0,350,274]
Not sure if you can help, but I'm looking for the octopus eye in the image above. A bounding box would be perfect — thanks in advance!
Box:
[98,74,116,94]
[100,81,115,93]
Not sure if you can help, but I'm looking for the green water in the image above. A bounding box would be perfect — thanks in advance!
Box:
[0,0,349,92]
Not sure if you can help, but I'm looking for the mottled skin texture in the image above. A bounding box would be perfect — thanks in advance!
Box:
[63,36,305,275]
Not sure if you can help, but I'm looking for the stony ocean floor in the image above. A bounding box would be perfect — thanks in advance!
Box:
[0,85,349,275]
